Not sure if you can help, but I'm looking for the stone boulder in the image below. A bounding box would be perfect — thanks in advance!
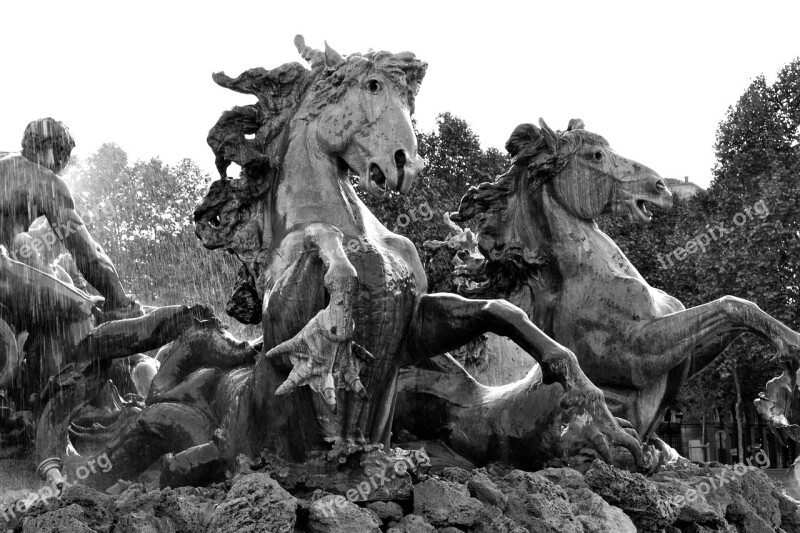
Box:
[467,472,507,508]
[20,484,114,533]
[112,484,223,532]
[439,466,472,485]
[366,500,403,523]
[649,463,788,533]
[495,469,583,533]
[207,473,296,533]
[22,504,95,533]
[386,513,436,533]
[584,460,679,531]
[307,494,381,533]
[568,487,636,533]
[156,486,220,532]
[470,504,527,533]
[412,477,482,528]
[538,466,635,532]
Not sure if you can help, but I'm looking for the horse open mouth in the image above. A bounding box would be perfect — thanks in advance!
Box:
[368,162,406,194]
[634,200,654,222]
[339,156,408,197]
[369,163,387,192]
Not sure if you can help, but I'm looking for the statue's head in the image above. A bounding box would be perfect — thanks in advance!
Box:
[21,118,75,174]
[294,37,427,196]
[197,38,427,323]
[205,36,427,198]
[453,119,675,298]
[506,119,673,222]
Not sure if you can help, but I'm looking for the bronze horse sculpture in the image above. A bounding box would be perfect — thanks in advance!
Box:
[52,38,649,488]
[398,119,800,467]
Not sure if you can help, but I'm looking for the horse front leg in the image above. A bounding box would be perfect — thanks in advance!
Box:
[406,293,648,469]
[265,223,374,409]
[630,295,800,381]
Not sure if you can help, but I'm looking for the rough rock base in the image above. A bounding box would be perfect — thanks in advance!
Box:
[2,458,799,533]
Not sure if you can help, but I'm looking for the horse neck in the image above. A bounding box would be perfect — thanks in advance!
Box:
[537,185,644,281]
[275,127,371,236]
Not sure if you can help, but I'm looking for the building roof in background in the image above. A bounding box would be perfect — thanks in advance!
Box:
[665,177,705,198]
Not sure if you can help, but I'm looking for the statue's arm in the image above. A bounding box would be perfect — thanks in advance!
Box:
[34,169,131,309]
[265,224,372,408]
[76,304,214,360]
[0,251,94,323]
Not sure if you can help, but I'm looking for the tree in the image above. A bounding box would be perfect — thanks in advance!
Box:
[688,61,800,434]
[71,147,209,248]
[598,59,800,457]
[69,145,257,338]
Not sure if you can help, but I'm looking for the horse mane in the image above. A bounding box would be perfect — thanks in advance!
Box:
[207,61,314,181]
[207,46,427,183]
[305,51,427,118]
[452,119,608,298]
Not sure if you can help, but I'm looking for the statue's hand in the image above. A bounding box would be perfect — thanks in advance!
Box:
[558,384,656,472]
[98,295,143,321]
[265,310,374,409]
[186,303,216,323]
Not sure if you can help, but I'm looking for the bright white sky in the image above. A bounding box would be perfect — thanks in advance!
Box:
[2,1,798,188]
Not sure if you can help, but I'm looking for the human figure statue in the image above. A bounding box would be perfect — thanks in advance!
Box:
[0,118,142,411]
[0,118,135,312]
[32,300,217,488]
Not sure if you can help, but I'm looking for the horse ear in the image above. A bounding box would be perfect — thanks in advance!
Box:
[295,35,325,68]
[538,118,559,151]
[567,119,585,131]
[505,123,541,158]
[324,41,346,69]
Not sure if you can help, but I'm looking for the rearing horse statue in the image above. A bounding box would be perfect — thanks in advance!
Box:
[53,39,650,488]
[194,40,646,467]
[440,119,800,446]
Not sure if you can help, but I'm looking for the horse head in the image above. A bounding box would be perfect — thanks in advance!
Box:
[194,37,427,323]
[196,37,428,250]
[454,119,675,299]
[507,119,673,222]
[294,36,428,197]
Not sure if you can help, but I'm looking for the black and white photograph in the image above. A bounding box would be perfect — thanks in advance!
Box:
[1,1,799,531]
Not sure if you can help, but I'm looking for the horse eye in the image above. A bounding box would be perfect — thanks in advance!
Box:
[367,79,381,93]
[593,151,604,161]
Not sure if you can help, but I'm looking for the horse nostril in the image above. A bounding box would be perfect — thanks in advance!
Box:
[655,180,667,192]
[394,150,407,168]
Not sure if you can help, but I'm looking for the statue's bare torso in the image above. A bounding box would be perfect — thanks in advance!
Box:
[0,153,73,249]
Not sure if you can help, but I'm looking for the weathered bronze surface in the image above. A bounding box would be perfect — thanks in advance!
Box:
[9,43,794,493]
[20,38,648,488]
[398,119,800,468]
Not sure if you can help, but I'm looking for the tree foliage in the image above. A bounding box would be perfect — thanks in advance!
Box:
[70,143,209,250]
[66,144,254,337]
[601,57,800,432]
[356,113,509,292]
